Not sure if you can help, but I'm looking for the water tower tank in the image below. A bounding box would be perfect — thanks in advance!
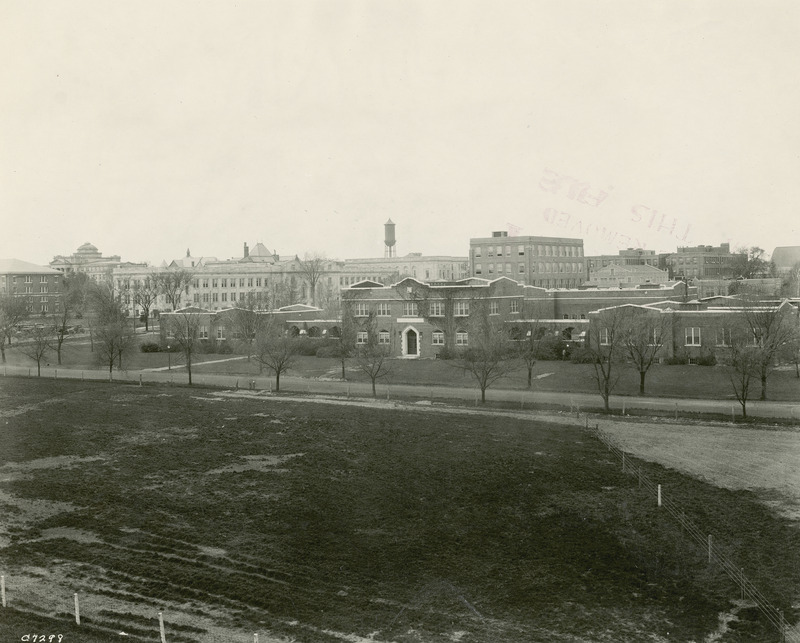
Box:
[384,219,396,257]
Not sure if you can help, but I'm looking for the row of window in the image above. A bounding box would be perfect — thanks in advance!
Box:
[598,327,747,347]
[353,300,524,317]
[475,261,584,276]
[355,330,469,346]
[474,245,583,258]
[193,292,273,304]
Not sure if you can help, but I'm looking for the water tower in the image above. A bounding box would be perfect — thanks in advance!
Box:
[384,219,396,258]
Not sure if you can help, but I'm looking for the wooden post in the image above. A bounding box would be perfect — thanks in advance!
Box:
[74,593,80,625]
[708,534,713,563]
[159,611,166,643]
[1,574,6,607]
[657,484,662,507]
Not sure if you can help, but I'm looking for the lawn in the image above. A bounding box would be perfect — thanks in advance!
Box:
[1,379,798,642]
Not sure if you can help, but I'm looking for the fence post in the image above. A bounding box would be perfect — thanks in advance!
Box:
[708,534,713,564]
[74,593,80,625]
[159,611,166,643]
[1,574,5,607]
[657,484,662,507]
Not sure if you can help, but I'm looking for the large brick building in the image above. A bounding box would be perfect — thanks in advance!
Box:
[469,231,585,288]
[0,259,64,315]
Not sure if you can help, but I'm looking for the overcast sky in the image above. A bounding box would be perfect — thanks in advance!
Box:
[2,1,798,266]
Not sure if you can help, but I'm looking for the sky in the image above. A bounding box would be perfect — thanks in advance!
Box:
[2,1,799,266]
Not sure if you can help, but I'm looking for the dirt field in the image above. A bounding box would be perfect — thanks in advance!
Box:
[1,379,798,642]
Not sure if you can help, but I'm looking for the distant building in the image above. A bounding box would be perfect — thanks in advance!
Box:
[50,242,140,282]
[0,259,63,315]
[470,231,585,288]
[586,263,670,288]
[771,246,800,274]
[662,243,733,280]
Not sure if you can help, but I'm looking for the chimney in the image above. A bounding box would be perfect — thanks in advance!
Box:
[244,242,249,258]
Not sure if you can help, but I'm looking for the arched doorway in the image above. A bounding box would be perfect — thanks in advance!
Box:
[402,326,420,358]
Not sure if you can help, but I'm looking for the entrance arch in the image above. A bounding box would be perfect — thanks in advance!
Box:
[402,326,420,358]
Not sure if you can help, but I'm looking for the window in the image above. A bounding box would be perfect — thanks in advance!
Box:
[403,302,418,317]
[356,331,368,345]
[649,328,662,345]
[454,301,469,316]
[221,293,227,302]
[192,279,199,288]
[212,279,218,288]
[432,331,444,345]
[239,278,245,287]
[248,278,253,287]
[217,327,225,339]
[474,247,482,257]
[40,286,47,293]
[256,278,261,287]
[202,279,209,288]
[221,278,227,288]
[685,327,701,345]
[24,286,32,294]
[41,304,48,313]
[600,328,610,345]
[510,299,519,314]
[505,246,510,256]
[25,276,32,283]
[212,293,219,302]
[354,302,369,317]
[193,294,199,303]
[200,326,208,339]
[497,263,504,274]
[40,276,47,283]
[518,263,525,274]
[475,263,482,275]
[518,245,524,256]
[429,301,444,316]
[377,302,391,316]
[488,263,494,274]
[716,328,732,346]
[202,293,209,303]
[490,301,499,315]
[456,331,468,346]
[505,263,511,274]
[378,331,390,345]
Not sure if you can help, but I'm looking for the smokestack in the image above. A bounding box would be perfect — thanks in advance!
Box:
[244,242,249,258]
[384,219,396,258]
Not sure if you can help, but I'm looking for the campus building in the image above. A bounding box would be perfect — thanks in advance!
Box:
[50,242,140,281]
[469,231,585,288]
[0,259,63,314]
[662,243,734,280]
[586,263,670,288]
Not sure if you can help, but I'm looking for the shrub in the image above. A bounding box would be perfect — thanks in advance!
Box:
[696,353,717,366]
[664,353,689,365]
[315,344,341,358]
[570,347,598,364]
[140,342,161,353]
[295,338,324,356]
[536,335,568,360]
[436,346,458,360]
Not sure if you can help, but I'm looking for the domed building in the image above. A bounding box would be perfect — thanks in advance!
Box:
[50,242,132,281]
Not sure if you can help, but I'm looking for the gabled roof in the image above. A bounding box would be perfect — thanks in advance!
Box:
[350,279,386,288]
[276,303,322,313]
[0,259,62,274]
[169,306,212,314]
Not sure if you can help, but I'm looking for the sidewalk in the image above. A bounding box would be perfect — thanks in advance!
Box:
[2,363,799,421]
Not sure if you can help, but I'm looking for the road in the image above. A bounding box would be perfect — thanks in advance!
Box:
[2,362,799,421]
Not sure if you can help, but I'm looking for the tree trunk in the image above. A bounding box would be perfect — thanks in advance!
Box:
[275,371,280,392]
[341,357,346,380]
[639,370,646,395]
[760,372,767,401]
[187,355,193,385]
[371,378,377,397]
[740,399,747,419]
[527,367,533,388]
[37,361,41,377]
[144,315,149,332]
[1,343,5,363]
[481,387,486,403]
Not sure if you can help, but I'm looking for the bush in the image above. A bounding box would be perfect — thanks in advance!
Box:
[536,335,569,360]
[140,342,161,353]
[570,347,598,364]
[436,346,458,360]
[295,338,324,356]
[315,344,341,358]
[217,341,234,355]
[696,353,717,366]
[664,353,689,365]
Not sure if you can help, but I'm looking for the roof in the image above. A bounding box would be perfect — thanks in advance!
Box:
[0,259,62,274]
[771,246,800,269]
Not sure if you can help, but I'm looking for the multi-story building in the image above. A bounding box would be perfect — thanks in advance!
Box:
[0,259,64,315]
[662,243,734,280]
[50,242,140,281]
[470,231,585,288]
[584,248,662,279]
[586,263,670,288]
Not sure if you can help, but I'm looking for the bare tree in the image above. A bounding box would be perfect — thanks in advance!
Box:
[458,298,518,403]
[95,316,135,376]
[351,310,393,396]
[19,325,53,376]
[227,292,263,360]
[723,320,763,419]
[132,274,160,331]
[298,253,327,306]
[405,282,462,357]
[254,317,298,392]
[157,269,194,311]
[620,307,670,395]
[512,299,548,389]
[0,294,29,362]
[164,311,202,385]
[739,296,797,400]
[585,306,631,413]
